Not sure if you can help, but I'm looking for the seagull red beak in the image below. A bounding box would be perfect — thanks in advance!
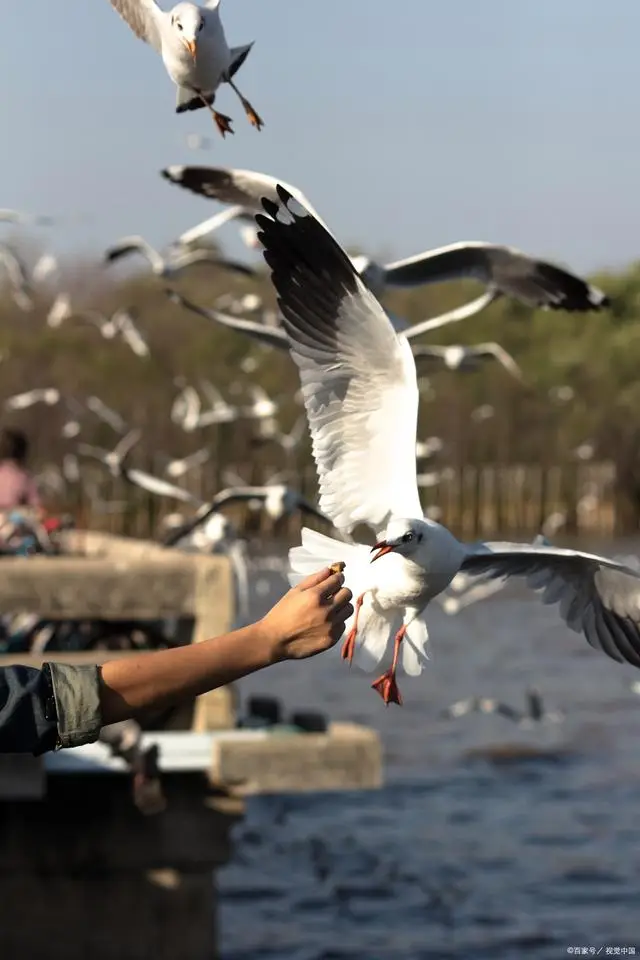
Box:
[185,39,197,60]
[370,541,395,563]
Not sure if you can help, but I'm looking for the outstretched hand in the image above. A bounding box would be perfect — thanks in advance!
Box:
[260,567,353,662]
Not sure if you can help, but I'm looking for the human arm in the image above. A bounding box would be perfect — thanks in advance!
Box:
[0,567,351,754]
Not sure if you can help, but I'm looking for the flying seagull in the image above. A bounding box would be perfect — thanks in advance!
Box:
[161,164,607,315]
[442,687,564,727]
[5,388,60,411]
[79,431,202,505]
[104,234,255,279]
[107,0,263,135]
[0,245,34,312]
[255,186,640,706]
[411,343,524,381]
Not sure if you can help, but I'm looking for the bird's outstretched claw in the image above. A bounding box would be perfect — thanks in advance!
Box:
[371,670,403,706]
[213,111,234,137]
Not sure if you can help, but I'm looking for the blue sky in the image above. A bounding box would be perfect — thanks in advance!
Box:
[1,0,639,273]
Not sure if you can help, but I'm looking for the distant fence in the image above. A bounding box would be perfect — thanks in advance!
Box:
[52,460,618,543]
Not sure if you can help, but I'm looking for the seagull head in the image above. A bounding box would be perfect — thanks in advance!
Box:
[170,3,206,59]
[370,518,431,563]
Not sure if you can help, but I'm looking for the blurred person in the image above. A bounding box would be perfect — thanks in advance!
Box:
[0,567,352,754]
[0,427,41,512]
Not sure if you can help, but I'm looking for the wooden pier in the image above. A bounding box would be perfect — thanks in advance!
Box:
[0,532,382,960]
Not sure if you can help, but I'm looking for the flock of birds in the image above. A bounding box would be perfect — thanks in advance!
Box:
[2,1,639,717]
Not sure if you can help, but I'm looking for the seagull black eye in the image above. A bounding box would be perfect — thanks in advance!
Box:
[176,21,183,30]
[402,532,414,543]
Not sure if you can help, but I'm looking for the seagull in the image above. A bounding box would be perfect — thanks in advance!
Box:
[416,437,444,460]
[78,428,142,474]
[32,253,60,285]
[160,165,607,314]
[164,446,210,478]
[0,245,34,311]
[85,396,129,434]
[170,384,202,432]
[211,484,332,524]
[103,234,255,279]
[46,293,74,329]
[107,1,263,135]
[255,186,640,706]
[411,343,524,381]
[196,379,240,425]
[242,384,278,421]
[442,688,564,727]
[5,388,60,411]
[79,430,202,504]
[115,308,150,358]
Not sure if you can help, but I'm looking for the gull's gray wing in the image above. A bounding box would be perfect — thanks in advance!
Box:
[462,543,640,668]
[108,0,163,51]
[256,187,422,534]
[166,290,288,350]
[383,242,610,312]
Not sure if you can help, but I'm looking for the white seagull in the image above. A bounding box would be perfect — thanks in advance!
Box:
[5,388,60,411]
[442,687,564,727]
[164,446,210,478]
[255,186,640,706]
[411,343,524,382]
[0,245,34,311]
[107,0,263,135]
[104,234,255,279]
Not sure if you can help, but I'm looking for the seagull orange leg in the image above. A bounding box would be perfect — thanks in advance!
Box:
[227,79,264,130]
[341,592,368,664]
[371,625,406,706]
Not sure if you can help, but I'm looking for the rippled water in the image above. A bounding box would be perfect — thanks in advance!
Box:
[219,541,640,959]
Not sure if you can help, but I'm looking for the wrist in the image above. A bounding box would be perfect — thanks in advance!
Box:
[253,617,285,665]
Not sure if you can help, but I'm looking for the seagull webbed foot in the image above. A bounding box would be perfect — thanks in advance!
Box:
[371,670,403,706]
[243,100,264,131]
[213,111,234,137]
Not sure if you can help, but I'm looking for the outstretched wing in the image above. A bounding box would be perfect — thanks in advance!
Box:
[462,543,640,668]
[161,166,329,227]
[383,242,609,312]
[108,0,163,51]
[256,187,421,535]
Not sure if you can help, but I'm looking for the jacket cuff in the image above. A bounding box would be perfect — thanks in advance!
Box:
[46,663,103,749]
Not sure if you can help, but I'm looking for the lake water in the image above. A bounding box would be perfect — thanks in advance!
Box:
[219,543,640,959]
